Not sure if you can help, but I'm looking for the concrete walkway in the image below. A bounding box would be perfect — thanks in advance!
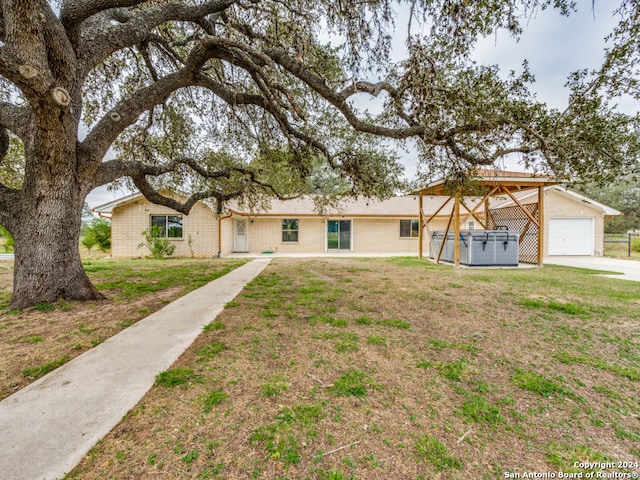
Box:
[0,258,271,480]
[544,256,640,282]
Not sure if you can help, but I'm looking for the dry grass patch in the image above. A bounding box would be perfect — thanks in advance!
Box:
[60,257,640,479]
[0,258,247,399]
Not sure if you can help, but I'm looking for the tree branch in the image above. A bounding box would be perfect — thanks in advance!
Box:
[77,0,237,77]
[0,44,52,100]
[95,154,298,214]
[80,69,195,169]
[60,0,147,30]
[82,35,331,170]
[132,175,244,215]
[338,80,418,126]
[193,73,333,162]
[0,2,76,109]
[0,102,32,140]
[266,48,430,140]
[445,137,533,165]
[92,156,232,188]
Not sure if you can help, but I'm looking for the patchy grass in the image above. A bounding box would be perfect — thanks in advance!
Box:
[328,370,378,397]
[0,258,247,399]
[512,369,582,401]
[21,354,70,380]
[414,435,463,471]
[154,368,202,388]
[54,257,640,479]
[200,389,229,413]
[196,340,227,362]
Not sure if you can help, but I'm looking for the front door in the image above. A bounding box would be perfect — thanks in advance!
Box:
[234,219,248,252]
[327,220,351,250]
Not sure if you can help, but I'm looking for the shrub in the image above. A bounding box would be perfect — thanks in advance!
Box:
[139,224,176,259]
[82,218,111,252]
[0,225,14,252]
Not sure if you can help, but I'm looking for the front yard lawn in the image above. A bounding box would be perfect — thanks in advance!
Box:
[0,258,248,399]
[64,257,640,479]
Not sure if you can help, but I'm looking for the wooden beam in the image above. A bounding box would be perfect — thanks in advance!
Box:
[436,206,455,263]
[537,186,545,265]
[485,196,490,229]
[518,206,537,245]
[454,196,461,266]
[418,195,424,259]
[503,189,540,228]
[459,186,499,228]
[426,196,452,224]
[423,217,432,258]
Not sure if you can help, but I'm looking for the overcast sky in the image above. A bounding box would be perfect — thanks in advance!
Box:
[86,1,631,208]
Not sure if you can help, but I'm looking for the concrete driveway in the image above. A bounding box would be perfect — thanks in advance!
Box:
[544,256,640,282]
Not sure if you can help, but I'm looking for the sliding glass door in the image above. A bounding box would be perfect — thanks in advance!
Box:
[327,220,351,250]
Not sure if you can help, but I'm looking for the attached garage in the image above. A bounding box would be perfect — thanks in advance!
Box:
[487,186,622,258]
[548,217,594,256]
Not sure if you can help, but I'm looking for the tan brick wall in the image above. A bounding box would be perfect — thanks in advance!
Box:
[219,216,432,254]
[111,189,604,258]
[246,217,326,253]
[111,197,219,258]
[352,218,425,253]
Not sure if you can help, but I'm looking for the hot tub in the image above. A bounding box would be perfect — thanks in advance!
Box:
[429,230,519,266]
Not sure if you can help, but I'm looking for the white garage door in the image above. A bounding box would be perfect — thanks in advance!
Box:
[548,218,594,256]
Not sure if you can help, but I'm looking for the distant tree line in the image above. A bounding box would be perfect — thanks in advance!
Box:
[578,180,640,233]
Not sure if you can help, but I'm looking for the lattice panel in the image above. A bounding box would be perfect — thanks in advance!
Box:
[488,203,539,264]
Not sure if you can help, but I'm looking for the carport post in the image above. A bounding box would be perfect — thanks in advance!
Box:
[537,186,545,265]
[454,196,460,266]
[418,195,424,259]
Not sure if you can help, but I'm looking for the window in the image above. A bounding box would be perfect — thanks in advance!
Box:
[468,221,475,230]
[151,215,183,238]
[400,219,419,238]
[282,219,299,242]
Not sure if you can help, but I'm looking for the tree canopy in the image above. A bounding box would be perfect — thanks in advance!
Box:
[0,0,638,308]
[577,178,640,233]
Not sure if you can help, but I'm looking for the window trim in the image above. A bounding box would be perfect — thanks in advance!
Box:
[281,218,299,243]
[150,214,184,239]
[400,219,420,238]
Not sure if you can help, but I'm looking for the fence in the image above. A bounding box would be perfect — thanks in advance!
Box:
[603,233,640,257]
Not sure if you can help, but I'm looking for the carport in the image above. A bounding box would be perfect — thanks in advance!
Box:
[415,170,558,266]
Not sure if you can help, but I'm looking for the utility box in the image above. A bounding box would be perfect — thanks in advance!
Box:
[430,230,519,266]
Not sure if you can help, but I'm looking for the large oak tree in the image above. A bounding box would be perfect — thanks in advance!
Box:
[0,0,638,309]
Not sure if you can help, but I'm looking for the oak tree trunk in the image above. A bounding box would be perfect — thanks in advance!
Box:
[8,116,105,310]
